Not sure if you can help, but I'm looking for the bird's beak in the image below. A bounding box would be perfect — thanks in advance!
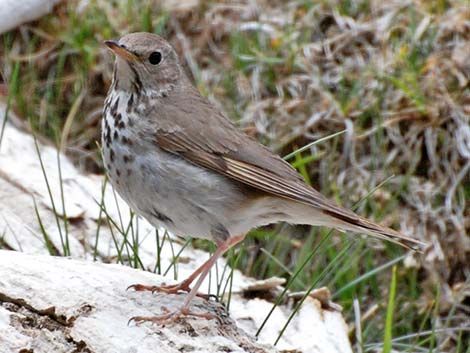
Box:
[104,40,139,61]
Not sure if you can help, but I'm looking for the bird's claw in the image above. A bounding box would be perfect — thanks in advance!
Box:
[127,282,213,300]
[127,282,190,295]
[127,284,153,292]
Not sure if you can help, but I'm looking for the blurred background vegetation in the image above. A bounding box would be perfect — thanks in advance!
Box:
[1,0,469,351]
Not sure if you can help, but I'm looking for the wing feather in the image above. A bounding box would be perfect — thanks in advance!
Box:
[150,81,424,250]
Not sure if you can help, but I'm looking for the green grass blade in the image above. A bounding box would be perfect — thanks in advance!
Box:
[383,265,397,353]
[283,130,346,160]
[274,242,353,345]
[32,136,67,255]
[163,237,191,278]
[33,197,57,256]
[333,254,406,298]
[0,60,20,149]
[55,147,70,256]
[255,229,333,337]
[93,178,108,261]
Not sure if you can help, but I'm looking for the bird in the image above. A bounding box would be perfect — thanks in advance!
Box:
[102,32,424,325]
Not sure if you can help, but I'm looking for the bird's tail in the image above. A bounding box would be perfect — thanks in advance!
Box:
[283,199,425,251]
[321,208,425,251]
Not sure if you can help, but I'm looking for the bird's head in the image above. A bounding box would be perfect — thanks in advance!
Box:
[105,32,182,96]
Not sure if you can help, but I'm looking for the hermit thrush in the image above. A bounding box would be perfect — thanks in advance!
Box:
[102,33,423,325]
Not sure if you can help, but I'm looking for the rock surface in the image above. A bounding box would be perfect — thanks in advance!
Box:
[0,0,63,34]
[0,250,274,353]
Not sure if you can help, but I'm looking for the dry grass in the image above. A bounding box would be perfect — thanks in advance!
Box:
[1,0,469,350]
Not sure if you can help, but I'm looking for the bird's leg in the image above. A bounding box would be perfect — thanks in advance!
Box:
[129,233,246,325]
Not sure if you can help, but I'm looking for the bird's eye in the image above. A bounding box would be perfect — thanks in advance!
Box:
[148,51,162,65]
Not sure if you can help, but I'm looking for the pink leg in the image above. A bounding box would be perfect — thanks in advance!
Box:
[130,233,246,325]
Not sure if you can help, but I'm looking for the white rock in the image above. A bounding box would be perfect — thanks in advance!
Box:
[0,0,63,34]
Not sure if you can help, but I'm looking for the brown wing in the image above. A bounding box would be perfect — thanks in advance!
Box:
[152,83,423,250]
[153,83,335,209]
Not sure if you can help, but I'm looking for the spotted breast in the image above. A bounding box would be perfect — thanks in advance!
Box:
[101,79,248,242]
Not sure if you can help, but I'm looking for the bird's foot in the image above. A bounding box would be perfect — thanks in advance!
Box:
[127,281,190,295]
[127,281,214,300]
[129,306,214,326]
